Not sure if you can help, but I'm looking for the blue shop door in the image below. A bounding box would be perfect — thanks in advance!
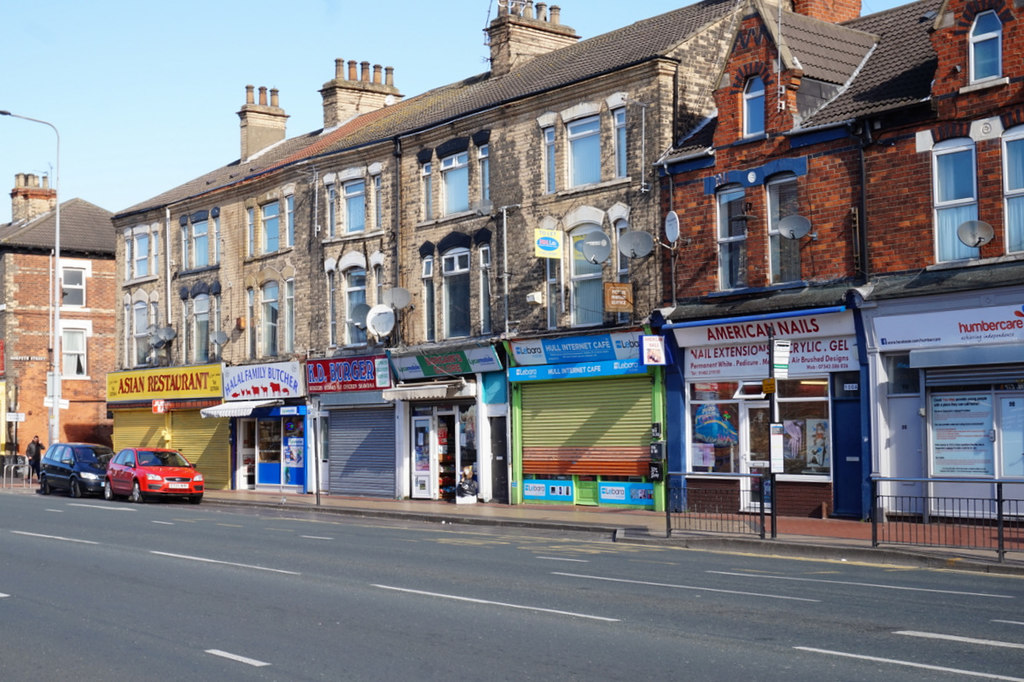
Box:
[831,396,863,518]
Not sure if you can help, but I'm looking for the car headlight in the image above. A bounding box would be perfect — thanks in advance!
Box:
[194,473,204,482]
[145,473,163,482]
[81,472,100,481]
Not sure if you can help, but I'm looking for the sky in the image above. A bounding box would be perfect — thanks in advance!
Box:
[0,0,903,224]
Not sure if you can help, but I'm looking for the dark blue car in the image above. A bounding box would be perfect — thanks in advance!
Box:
[39,443,114,498]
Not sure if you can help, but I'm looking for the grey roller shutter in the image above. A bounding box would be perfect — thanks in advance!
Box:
[328,407,395,497]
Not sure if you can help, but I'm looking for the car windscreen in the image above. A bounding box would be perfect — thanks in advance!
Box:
[139,450,191,467]
[73,446,114,465]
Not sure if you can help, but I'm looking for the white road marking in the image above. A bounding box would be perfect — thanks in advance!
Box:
[895,630,1024,650]
[151,521,174,525]
[44,509,63,513]
[11,530,98,545]
[0,592,9,598]
[536,556,589,563]
[373,584,619,622]
[67,502,135,512]
[205,649,270,667]
[709,570,1015,599]
[151,551,300,575]
[994,620,1024,627]
[300,535,333,540]
[554,572,819,602]
[795,646,1024,681]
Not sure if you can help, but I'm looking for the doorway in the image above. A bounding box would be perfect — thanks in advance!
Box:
[740,402,771,510]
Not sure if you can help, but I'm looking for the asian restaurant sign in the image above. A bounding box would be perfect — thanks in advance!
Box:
[107,364,224,403]
[674,311,857,379]
[223,361,304,400]
[306,355,391,393]
[390,347,503,381]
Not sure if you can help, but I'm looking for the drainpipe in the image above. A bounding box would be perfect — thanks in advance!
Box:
[164,208,172,326]
[392,136,403,345]
[498,204,520,333]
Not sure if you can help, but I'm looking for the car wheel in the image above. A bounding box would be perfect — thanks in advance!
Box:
[104,480,114,501]
[40,476,51,495]
[130,480,145,503]
[188,494,203,505]
[69,478,81,499]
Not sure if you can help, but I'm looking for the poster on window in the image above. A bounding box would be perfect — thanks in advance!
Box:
[931,394,994,476]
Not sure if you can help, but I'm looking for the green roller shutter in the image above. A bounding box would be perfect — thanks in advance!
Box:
[170,411,230,490]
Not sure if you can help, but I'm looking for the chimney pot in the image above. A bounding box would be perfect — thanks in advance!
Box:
[385,66,395,87]
[373,64,382,84]
[258,86,268,105]
[550,4,561,24]
[524,0,534,19]
[537,3,547,21]
[335,58,344,79]
[270,88,279,107]
[245,84,255,104]
[360,61,370,82]
[348,60,358,81]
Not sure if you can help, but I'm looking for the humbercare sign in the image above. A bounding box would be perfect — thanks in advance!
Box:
[107,364,224,403]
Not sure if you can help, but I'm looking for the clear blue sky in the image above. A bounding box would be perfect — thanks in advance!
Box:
[0,0,903,223]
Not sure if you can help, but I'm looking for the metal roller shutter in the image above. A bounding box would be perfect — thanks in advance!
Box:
[112,411,165,451]
[170,411,230,490]
[521,376,651,476]
[328,407,395,497]
[924,364,1024,387]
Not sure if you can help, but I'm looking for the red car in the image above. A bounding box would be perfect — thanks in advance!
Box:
[105,448,204,504]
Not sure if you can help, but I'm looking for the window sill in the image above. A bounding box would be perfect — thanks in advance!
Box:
[928,251,1024,270]
[959,76,1009,95]
[124,275,159,287]
[708,281,807,297]
[415,210,488,229]
[245,247,294,264]
[321,229,386,244]
[553,176,630,198]
[177,264,220,277]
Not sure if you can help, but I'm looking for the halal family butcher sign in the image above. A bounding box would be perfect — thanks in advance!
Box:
[223,361,304,400]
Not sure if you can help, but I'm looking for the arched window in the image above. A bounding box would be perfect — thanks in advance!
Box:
[442,248,471,338]
[743,76,765,137]
[970,11,1002,83]
[570,224,604,326]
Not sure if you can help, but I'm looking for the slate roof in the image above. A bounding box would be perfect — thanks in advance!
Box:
[0,198,114,256]
[116,0,741,218]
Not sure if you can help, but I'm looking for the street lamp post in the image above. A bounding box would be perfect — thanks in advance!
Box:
[1,110,62,445]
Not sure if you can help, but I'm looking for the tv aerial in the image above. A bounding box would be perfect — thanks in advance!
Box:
[956,220,994,248]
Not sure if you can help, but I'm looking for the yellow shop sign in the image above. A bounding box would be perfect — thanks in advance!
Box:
[107,365,224,402]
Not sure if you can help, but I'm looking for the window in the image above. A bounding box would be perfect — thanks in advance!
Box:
[570,224,603,326]
[63,328,86,377]
[743,76,765,137]
[193,217,209,267]
[247,208,255,258]
[262,281,279,356]
[193,294,210,363]
[478,145,490,203]
[933,138,978,262]
[262,201,280,254]
[285,195,295,248]
[180,221,190,270]
[326,183,337,237]
[133,233,150,278]
[212,213,220,264]
[422,162,433,220]
[284,279,294,354]
[568,116,601,187]
[479,246,492,335]
[718,185,748,289]
[373,263,384,303]
[327,270,338,346]
[546,257,559,329]
[543,127,556,193]
[62,267,85,306]
[1003,127,1024,252]
[343,180,366,234]
[615,220,630,323]
[373,175,383,230]
[345,268,367,345]
[422,257,435,342]
[132,301,149,366]
[767,174,801,283]
[441,152,469,215]
[613,108,627,178]
[970,11,1002,83]
[247,288,256,359]
[443,249,471,338]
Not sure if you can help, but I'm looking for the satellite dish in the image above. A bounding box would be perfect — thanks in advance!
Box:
[778,215,812,240]
[158,327,177,342]
[350,303,371,329]
[618,230,654,258]
[957,220,994,248]
[383,287,411,310]
[664,210,680,243]
[148,335,165,349]
[578,232,612,264]
[212,331,229,346]
[366,304,396,337]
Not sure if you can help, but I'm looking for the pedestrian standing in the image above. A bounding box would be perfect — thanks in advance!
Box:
[25,435,43,483]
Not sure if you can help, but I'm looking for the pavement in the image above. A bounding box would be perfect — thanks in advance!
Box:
[4,479,1021,575]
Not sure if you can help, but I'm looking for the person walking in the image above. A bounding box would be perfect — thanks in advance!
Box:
[25,435,44,483]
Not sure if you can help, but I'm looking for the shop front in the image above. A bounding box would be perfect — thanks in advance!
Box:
[306,354,396,497]
[864,290,1024,514]
[508,330,663,510]
[385,345,506,503]
[106,364,229,489]
[200,361,307,491]
[665,309,864,518]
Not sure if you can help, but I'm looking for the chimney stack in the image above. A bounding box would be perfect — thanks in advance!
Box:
[320,58,403,129]
[487,2,578,78]
[10,172,57,223]
[237,85,288,160]
[791,0,861,23]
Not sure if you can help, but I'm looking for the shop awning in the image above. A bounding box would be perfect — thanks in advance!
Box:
[200,399,283,419]
[381,380,473,401]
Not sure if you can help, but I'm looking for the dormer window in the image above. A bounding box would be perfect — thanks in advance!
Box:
[970,11,1002,82]
[743,76,765,137]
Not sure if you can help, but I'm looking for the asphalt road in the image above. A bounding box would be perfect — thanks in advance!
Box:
[1,491,1022,681]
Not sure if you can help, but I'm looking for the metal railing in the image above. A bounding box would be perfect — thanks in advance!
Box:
[2,455,29,489]
[871,476,1024,562]
[665,472,768,539]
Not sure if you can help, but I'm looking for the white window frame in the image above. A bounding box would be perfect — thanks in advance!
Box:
[285,195,295,248]
[262,281,279,357]
[247,288,256,359]
[422,256,435,342]
[479,245,492,335]
[422,162,433,220]
[262,201,280,254]
[343,179,366,234]
[766,174,801,284]
[613,108,627,178]
[546,257,560,330]
[133,232,150,278]
[132,301,150,367]
[62,327,87,377]
[570,224,604,327]
[193,294,210,364]
[1003,125,1024,253]
[373,174,383,230]
[442,248,471,338]
[970,10,1002,83]
[615,220,630,323]
[326,183,337,238]
[284,279,295,353]
[62,266,86,307]
[345,268,367,346]
[247,207,255,258]
[543,127,556,194]
[743,76,765,138]
[933,137,979,262]
[441,152,470,215]
[717,185,748,289]
[567,115,601,187]
[478,145,490,203]
[327,270,338,347]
